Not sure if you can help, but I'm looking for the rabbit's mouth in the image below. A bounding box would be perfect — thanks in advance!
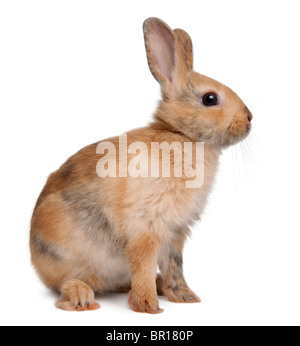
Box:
[223,121,252,147]
[245,122,252,135]
[195,120,251,147]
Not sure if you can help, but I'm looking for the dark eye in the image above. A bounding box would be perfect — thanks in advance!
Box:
[202,92,219,107]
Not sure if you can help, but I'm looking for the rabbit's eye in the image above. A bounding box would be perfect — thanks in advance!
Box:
[202,92,219,107]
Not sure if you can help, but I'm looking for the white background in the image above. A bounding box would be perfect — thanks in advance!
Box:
[0,0,299,326]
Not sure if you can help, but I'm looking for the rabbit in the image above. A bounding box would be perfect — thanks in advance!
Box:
[30,17,252,313]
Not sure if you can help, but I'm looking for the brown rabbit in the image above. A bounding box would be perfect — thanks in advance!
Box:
[30,18,252,313]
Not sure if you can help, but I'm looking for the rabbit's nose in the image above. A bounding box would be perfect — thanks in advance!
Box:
[244,106,253,122]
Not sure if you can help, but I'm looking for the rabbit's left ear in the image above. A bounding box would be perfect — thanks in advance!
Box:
[143,18,192,91]
[173,28,193,71]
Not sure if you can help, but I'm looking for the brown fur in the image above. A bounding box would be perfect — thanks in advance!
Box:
[30,18,252,313]
[127,233,163,313]
[56,279,100,311]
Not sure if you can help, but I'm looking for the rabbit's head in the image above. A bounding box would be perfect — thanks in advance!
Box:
[144,18,252,147]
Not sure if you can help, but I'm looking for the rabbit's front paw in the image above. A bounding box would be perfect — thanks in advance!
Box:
[128,289,163,314]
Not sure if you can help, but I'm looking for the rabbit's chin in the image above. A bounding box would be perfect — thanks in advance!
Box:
[221,124,251,148]
[200,124,251,148]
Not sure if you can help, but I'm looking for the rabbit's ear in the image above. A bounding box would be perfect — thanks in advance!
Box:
[143,18,176,85]
[143,18,190,90]
[173,28,193,71]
